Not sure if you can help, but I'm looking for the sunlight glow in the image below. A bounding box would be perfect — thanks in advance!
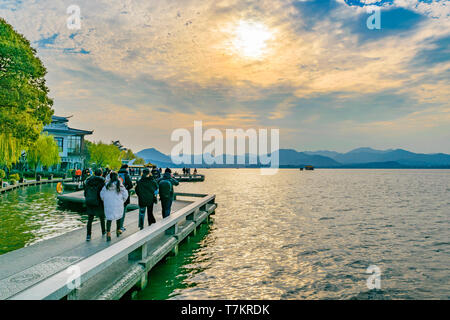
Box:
[232,21,273,59]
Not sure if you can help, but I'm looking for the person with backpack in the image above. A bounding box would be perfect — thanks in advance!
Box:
[100,171,129,242]
[158,168,179,218]
[151,166,161,180]
[118,164,133,233]
[84,168,106,241]
[135,168,159,230]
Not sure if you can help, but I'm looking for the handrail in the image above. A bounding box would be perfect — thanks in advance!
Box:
[10,194,215,300]
[175,192,208,198]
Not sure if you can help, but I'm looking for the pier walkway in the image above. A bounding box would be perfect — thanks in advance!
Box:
[0,192,217,300]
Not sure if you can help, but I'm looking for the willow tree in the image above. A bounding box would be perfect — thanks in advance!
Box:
[0,18,54,167]
[27,133,60,176]
[88,142,123,170]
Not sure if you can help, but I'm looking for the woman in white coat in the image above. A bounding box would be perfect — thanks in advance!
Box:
[100,171,129,241]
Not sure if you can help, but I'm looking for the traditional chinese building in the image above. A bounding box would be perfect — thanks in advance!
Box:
[43,115,93,170]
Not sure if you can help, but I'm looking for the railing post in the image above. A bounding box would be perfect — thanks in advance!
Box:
[137,273,148,291]
[129,243,148,262]
[165,223,178,236]
[66,289,79,300]
[186,209,197,222]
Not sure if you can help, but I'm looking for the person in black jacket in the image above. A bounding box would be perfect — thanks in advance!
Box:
[158,168,180,218]
[84,168,106,241]
[118,164,134,232]
[135,168,159,230]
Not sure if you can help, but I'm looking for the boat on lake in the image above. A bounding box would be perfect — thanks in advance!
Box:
[172,173,205,182]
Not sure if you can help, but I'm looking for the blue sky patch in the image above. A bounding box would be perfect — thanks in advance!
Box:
[35,33,58,48]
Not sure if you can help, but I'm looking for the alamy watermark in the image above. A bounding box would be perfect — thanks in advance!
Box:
[66,265,81,290]
[366,7,381,30]
[171,121,279,175]
[67,5,81,30]
[65,5,380,31]
[366,265,381,290]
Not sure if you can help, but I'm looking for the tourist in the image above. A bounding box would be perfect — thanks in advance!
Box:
[75,168,82,182]
[81,168,89,182]
[135,168,159,230]
[118,164,133,232]
[151,166,161,180]
[102,167,111,179]
[81,168,91,188]
[84,168,106,241]
[100,171,128,242]
[194,168,198,175]
[158,168,179,218]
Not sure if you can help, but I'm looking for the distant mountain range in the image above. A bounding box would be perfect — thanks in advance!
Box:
[137,147,450,169]
[305,147,450,167]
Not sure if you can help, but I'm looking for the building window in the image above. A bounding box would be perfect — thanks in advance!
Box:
[67,136,82,154]
[55,137,64,152]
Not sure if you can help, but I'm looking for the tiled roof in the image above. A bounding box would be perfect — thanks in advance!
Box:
[44,127,93,135]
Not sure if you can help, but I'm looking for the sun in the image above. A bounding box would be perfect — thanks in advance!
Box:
[232,20,273,60]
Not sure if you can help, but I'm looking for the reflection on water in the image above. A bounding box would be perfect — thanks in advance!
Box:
[0,183,86,254]
[132,223,213,300]
[1,170,449,299]
[137,169,449,300]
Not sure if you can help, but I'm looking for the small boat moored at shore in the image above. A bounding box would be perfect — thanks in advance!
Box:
[62,181,84,191]
[173,174,205,182]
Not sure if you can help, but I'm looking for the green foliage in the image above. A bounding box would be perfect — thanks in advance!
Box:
[88,142,123,170]
[27,133,61,172]
[121,149,136,161]
[120,148,147,166]
[0,169,5,179]
[9,170,22,178]
[21,171,35,179]
[9,173,20,181]
[0,18,54,166]
[134,157,146,165]
[0,133,23,168]
[18,171,64,179]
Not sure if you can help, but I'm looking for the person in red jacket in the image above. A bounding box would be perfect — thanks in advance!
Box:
[75,168,82,182]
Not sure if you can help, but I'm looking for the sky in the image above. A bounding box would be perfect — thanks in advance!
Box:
[1,0,449,154]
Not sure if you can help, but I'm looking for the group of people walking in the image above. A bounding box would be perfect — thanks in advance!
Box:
[84,165,179,242]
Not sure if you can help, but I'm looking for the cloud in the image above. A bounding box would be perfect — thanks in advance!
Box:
[0,0,448,153]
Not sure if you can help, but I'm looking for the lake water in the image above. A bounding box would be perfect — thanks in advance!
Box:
[1,169,449,299]
[0,183,87,254]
